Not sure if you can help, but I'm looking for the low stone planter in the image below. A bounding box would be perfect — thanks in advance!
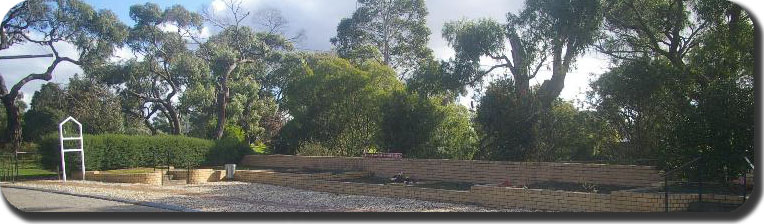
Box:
[166,169,226,184]
[71,171,163,185]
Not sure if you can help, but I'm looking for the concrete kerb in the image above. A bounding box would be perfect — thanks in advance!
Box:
[0,184,198,212]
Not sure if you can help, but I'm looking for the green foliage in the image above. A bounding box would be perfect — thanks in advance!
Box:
[23,76,125,141]
[592,0,754,178]
[475,78,618,162]
[1,0,128,148]
[331,0,432,78]
[406,59,463,100]
[37,133,250,171]
[38,133,210,171]
[276,55,402,156]
[295,141,333,156]
[380,91,478,159]
[206,125,253,165]
[474,79,539,161]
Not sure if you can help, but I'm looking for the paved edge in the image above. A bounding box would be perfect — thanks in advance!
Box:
[0,184,199,212]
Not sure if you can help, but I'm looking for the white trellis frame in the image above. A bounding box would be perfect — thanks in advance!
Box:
[59,116,85,181]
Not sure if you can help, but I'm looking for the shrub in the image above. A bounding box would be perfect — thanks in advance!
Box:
[206,126,252,165]
[37,133,251,171]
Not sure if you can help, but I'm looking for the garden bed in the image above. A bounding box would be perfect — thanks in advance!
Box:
[342,176,474,191]
[236,166,348,175]
[519,181,640,194]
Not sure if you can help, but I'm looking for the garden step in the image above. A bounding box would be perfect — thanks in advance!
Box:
[163,179,187,185]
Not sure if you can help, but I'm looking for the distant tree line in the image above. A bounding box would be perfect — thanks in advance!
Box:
[0,0,754,178]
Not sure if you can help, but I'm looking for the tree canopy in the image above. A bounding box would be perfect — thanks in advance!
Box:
[331,0,432,79]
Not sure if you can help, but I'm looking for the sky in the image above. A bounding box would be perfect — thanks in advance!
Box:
[2,0,619,110]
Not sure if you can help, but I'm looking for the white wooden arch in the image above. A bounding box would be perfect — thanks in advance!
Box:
[59,116,85,181]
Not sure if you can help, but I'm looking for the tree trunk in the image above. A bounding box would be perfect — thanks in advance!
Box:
[1,95,22,152]
[213,86,229,139]
[143,118,157,135]
[162,102,182,135]
[213,63,237,140]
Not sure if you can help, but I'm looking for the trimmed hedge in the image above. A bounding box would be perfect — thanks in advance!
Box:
[38,134,251,171]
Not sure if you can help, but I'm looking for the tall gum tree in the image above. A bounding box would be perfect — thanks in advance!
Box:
[198,27,292,139]
[442,0,602,161]
[103,3,206,135]
[331,0,432,80]
[0,0,127,150]
[193,0,294,140]
[443,0,602,112]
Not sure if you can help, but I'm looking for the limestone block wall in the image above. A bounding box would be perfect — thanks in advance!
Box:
[71,171,163,185]
[472,185,746,212]
[230,166,744,212]
[187,169,226,184]
[166,169,227,184]
[240,155,661,187]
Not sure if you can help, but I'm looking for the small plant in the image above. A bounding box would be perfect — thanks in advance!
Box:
[582,181,599,193]
[365,146,378,154]
[390,171,415,185]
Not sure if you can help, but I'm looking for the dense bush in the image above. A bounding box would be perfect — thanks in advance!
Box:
[275,56,402,156]
[206,125,256,165]
[381,91,478,159]
[38,133,250,171]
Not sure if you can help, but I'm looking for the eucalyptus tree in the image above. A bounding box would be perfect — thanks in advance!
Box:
[593,0,754,173]
[193,0,294,140]
[331,0,432,79]
[98,3,207,135]
[195,26,292,140]
[442,0,602,160]
[0,0,127,150]
[444,0,602,111]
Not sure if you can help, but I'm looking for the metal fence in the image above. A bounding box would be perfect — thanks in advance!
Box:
[661,156,752,212]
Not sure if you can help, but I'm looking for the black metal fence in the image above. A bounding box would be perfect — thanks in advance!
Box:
[661,156,752,212]
[0,152,18,182]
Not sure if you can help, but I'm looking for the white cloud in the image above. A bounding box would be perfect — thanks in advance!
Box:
[211,0,227,12]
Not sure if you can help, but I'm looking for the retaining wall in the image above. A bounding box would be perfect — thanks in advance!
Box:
[240,155,661,187]
[72,171,163,185]
[166,169,227,184]
[232,170,744,212]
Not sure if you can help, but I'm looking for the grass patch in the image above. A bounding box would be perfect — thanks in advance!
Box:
[1,168,59,180]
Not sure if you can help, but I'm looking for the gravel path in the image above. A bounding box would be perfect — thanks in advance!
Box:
[2,181,533,212]
[2,188,172,212]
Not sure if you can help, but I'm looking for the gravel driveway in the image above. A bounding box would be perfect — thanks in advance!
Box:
[2,188,171,212]
[2,181,532,212]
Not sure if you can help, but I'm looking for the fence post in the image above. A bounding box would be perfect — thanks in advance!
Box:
[743,171,747,203]
[665,174,669,212]
[698,157,703,206]
[13,153,18,183]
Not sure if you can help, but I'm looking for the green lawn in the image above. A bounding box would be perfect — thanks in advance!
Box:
[13,168,58,180]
